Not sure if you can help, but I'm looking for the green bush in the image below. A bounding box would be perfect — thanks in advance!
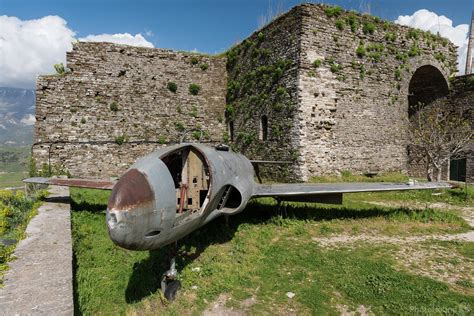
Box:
[408,45,421,57]
[257,32,265,42]
[167,82,178,93]
[396,52,408,62]
[324,5,343,18]
[225,104,235,119]
[114,135,127,145]
[200,63,209,71]
[190,105,198,117]
[190,56,199,65]
[346,14,358,32]
[226,48,238,70]
[335,19,345,30]
[356,45,366,58]
[363,22,376,34]
[189,84,201,95]
[330,61,342,73]
[174,121,185,132]
[80,118,86,124]
[109,101,119,112]
[312,59,322,68]
[394,68,402,81]
[54,63,65,75]
[385,32,396,42]
[407,29,420,40]
[434,52,445,62]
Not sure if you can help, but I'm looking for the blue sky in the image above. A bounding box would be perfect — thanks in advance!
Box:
[0,0,472,88]
[2,0,472,54]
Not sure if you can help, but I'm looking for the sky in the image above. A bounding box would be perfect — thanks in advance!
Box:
[0,0,473,88]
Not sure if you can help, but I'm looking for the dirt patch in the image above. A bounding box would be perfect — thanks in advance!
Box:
[337,304,374,316]
[393,242,474,292]
[203,294,251,316]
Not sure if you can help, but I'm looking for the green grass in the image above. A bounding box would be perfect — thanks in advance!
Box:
[0,171,28,189]
[0,146,30,189]
[70,185,473,314]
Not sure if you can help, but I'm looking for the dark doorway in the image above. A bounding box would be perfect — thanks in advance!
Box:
[450,158,466,182]
[408,65,449,117]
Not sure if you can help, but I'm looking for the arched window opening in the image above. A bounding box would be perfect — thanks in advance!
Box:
[228,121,234,142]
[259,115,268,141]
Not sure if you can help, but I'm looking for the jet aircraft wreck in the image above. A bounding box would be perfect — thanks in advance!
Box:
[24,142,452,300]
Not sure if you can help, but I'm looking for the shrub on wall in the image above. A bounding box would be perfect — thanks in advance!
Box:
[114,135,128,145]
[335,19,345,30]
[324,5,342,17]
[362,22,376,34]
[167,82,178,93]
[189,84,201,95]
[356,45,366,58]
[109,101,119,112]
[312,59,322,68]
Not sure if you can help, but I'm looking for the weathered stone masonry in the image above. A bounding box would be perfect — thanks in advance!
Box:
[226,4,456,181]
[34,3,462,181]
[33,43,227,177]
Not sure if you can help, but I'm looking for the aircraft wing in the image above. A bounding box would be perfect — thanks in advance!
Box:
[23,177,116,190]
[252,182,452,204]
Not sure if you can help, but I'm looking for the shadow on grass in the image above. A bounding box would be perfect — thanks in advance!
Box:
[70,199,107,213]
[123,200,432,303]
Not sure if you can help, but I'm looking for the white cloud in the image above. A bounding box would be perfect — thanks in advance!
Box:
[0,15,154,89]
[79,33,153,48]
[395,9,469,75]
[20,114,36,125]
[0,15,75,89]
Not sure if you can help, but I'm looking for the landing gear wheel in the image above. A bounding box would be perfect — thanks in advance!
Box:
[164,280,181,301]
[161,245,181,302]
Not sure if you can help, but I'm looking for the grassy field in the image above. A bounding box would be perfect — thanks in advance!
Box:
[0,146,30,189]
[70,173,474,315]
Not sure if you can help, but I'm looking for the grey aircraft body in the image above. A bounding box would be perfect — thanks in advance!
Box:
[25,143,452,251]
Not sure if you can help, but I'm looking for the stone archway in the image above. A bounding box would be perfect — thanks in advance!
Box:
[407,64,449,116]
[406,64,450,179]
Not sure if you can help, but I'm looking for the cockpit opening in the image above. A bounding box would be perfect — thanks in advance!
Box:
[161,147,211,222]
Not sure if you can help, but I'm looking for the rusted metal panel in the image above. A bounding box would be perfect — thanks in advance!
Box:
[107,169,154,211]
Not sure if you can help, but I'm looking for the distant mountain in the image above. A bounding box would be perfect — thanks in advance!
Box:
[0,87,35,146]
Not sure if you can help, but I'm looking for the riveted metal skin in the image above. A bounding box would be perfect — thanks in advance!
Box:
[105,143,255,250]
[24,143,453,252]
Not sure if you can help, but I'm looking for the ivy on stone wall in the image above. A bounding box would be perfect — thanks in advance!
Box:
[225,25,298,176]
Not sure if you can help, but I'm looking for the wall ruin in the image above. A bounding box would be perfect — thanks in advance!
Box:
[33,4,460,181]
[33,43,227,177]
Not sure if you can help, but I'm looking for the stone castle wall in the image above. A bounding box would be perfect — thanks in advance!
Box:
[297,5,454,180]
[225,4,456,181]
[33,42,227,177]
[225,7,303,181]
[33,4,460,181]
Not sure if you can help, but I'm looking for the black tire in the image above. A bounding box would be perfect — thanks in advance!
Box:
[164,280,181,302]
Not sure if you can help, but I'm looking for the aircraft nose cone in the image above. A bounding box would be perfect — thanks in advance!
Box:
[107,168,155,211]
[106,168,155,249]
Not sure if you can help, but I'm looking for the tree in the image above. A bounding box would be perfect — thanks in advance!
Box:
[409,101,472,182]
